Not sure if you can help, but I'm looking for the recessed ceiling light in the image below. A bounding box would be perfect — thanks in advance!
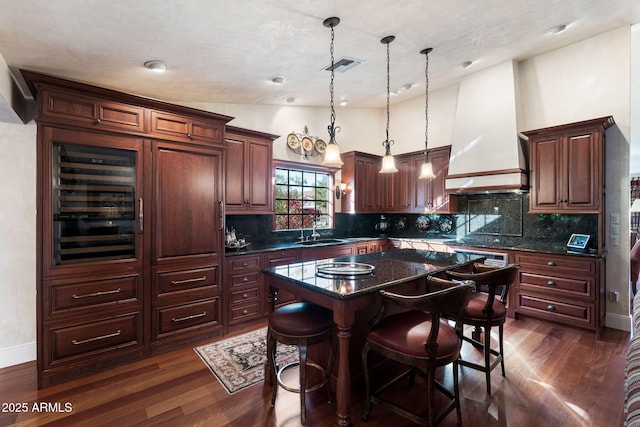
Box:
[401,83,413,91]
[461,60,473,68]
[144,60,166,72]
[286,97,295,103]
[339,100,348,106]
[548,24,568,35]
[270,76,285,84]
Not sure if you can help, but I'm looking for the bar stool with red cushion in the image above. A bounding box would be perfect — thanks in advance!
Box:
[444,263,519,394]
[266,302,335,425]
[361,276,474,426]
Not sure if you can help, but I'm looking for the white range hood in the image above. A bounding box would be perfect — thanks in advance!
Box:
[446,60,528,193]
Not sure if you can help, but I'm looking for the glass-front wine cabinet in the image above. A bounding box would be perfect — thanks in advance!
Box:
[52,143,138,265]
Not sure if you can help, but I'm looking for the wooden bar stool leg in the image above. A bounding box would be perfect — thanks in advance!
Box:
[299,343,308,425]
[499,324,506,376]
[484,325,492,394]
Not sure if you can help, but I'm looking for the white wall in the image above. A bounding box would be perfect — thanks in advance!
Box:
[0,121,36,367]
[0,25,636,367]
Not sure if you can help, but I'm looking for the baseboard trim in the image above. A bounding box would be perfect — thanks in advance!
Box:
[605,312,631,332]
[0,341,36,368]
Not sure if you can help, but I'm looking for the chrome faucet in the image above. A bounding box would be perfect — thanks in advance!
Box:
[299,224,306,241]
[311,221,321,241]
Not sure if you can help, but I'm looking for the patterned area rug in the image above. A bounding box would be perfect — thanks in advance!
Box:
[194,327,298,394]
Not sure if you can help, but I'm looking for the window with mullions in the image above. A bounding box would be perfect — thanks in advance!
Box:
[274,166,333,231]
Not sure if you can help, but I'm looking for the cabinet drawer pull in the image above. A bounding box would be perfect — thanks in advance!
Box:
[547,261,556,266]
[72,288,122,299]
[172,311,207,323]
[72,330,121,345]
[242,309,248,315]
[171,276,206,286]
[95,118,101,124]
[242,262,248,267]
[242,293,249,299]
[546,304,557,311]
[242,277,249,282]
[547,280,556,286]
[187,133,193,140]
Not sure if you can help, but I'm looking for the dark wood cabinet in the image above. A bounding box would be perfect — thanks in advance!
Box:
[150,141,224,352]
[341,151,383,213]
[150,110,224,144]
[26,70,231,387]
[354,239,388,254]
[300,243,354,262]
[524,117,613,214]
[225,126,277,214]
[39,87,147,134]
[263,248,301,311]
[513,252,605,338]
[341,148,456,214]
[406,146,457,214]
[224,254,264,329]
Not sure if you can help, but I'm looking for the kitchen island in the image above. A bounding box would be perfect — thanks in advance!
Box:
[263,249,483,426]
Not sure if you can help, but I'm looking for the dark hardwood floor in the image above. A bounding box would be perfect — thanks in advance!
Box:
[0,316,629,427]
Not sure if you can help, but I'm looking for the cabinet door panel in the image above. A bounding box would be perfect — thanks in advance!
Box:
[225,138,245,209]
[565,132,598,209]
[531,137,561,209]
[153,143,223,261]
[247,140,272,210]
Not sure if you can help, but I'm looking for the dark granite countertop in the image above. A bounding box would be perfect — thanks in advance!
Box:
[262,249,483,300]
[224,236,380,256]
[225,235,604,258]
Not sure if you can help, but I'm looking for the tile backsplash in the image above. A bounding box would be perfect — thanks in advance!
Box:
[226,193,598,251]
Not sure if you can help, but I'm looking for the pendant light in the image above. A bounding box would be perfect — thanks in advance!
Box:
[418,47,435,179]
[321,17,344,167]
[379,35,398,174]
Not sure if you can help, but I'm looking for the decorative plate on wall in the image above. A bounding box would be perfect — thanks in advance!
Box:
[437,215,455,233]
[315,139,326,154]
[287,133,300,153]
[301,137,314,153]
[416,215,431,231]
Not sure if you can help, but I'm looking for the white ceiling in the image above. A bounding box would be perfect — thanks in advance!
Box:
[0,0,639,108]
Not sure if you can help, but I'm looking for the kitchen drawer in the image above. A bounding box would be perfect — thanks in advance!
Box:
[49,275,140,316]
[518,272,593,298]
[156,299,220,336]
[227,255,262,272]
[229,271,261,288]
[48,313,140,363]
[230,287,260,305]
[229,302,261,324]
[156,266,218,295]
[41,88,147,133]
[516,253,596,276]
[517,293,593,327]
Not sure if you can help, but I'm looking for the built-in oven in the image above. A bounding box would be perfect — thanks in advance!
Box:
[452,248,508,267]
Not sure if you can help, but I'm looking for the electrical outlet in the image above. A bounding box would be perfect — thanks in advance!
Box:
[611,224,620,235]
[611,234,620,246]
[611,213,620,224]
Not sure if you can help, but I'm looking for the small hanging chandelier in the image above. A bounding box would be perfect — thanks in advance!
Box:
[321,17,344,168]
[379,35,398,174]
[418,47,435,179]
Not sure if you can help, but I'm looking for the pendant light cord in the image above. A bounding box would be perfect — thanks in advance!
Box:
[422,47,433,162]
[329,24,336,132]
[385,39,390,146]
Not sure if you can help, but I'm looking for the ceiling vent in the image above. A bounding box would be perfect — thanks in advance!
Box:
[323,57,363,73]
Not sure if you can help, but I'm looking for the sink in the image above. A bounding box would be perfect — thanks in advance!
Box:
[296,238,346,246]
